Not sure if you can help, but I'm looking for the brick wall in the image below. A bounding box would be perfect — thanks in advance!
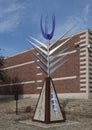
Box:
[0,30,89,97]
[88,31,92,95]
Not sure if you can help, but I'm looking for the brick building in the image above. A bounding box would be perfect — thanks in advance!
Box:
[0,29,92,99]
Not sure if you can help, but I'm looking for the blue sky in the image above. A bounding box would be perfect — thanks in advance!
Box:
[0,0,92,57]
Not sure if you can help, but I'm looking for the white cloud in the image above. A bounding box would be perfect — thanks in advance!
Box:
[0,15,20,32]
[0,1,30,33]
[83,4,90,22]
[54,4,90,40]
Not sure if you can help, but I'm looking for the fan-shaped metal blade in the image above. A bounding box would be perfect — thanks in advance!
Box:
[31,44,47,61]
[49,26,74,49]
[50,55,65,68]
[49,36,73,55]
[30,37,48,49]
[34,59,47,75]
[33,52,47,68]
[50,60,67,75]
[50,47,69,62]
[28,40,48,56]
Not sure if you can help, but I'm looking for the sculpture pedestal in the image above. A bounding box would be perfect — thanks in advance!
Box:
[33,77,65,124]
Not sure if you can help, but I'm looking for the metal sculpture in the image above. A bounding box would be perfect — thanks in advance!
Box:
[28,15,74,124]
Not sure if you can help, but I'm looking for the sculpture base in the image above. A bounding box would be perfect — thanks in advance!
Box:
[32,77,65,124]
[20,120,78,128]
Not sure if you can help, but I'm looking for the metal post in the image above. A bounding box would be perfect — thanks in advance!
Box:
[14,93,19,115]
[45,77,50,123]
[47,41,50,77]
[16,99,18,115]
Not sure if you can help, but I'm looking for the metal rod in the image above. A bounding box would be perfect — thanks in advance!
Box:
[16,99,18,115]
[47,40,50,77]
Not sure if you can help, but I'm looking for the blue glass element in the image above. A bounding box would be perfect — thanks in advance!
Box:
[40,15,55,40]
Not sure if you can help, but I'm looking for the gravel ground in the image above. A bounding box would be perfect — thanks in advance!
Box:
[0,97,92,130]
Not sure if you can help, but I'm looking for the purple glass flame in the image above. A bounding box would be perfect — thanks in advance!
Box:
[40,15,55,40]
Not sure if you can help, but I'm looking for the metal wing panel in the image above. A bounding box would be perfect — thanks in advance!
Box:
[50,60,67,75]
[30,37,48,49]
[50,55,65,68]
[33,52,47,68]
[50,47,69,62]
[49,26,74,49]
[49,36,73,55]
[34,60,47,75]
[28,40,48,56]
[32,45,47,61]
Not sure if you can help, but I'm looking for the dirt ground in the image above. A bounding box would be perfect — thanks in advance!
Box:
[0,97,92,130]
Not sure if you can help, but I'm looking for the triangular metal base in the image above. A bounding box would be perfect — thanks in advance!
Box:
[32,77,65,124]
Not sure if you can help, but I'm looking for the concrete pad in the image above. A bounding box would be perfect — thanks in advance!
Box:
[19,120,79,128]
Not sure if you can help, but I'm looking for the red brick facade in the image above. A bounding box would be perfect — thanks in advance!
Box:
[0,29,92,99]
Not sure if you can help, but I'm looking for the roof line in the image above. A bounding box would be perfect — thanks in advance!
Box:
[5,29,91,60]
